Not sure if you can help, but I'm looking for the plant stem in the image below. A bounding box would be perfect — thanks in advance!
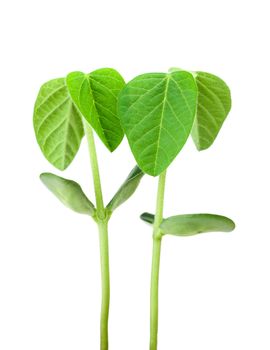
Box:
[98,220,110,350]
[83,120,110,350]
[150,170,167,350]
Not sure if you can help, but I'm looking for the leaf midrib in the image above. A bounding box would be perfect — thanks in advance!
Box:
[88,78,111,149]
[153,75,171,174]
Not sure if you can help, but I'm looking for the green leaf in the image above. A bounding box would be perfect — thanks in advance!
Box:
[140,212,155,224]
[66,68,125,151]
[107,166,144,211]
[140,212,235,236]
[162,213,235,236]
[118,71,198,176]
[191,72,231,150]
[33,78,84,170]
[40,172,96,216]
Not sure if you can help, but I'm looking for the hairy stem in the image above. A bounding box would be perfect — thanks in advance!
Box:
[150,170,167,350]
[83,120,110,350]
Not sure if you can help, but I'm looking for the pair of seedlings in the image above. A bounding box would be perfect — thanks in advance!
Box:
[33,67,235,350]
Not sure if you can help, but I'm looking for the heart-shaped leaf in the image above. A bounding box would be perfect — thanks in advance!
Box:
[118,71,198,176]
[191,72,231,150]
[40,172,96,216]
[140,212,235,236]
[107,166,144,211]
[33,78,84,170]
[66,68,125,151]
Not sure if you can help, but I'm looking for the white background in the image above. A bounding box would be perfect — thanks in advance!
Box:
[0,0,269,349]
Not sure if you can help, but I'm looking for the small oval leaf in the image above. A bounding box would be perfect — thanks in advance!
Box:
[192,72,231,151]
[161,213,235,236]
[66,68,125,151]
[40,173,96,216]
[33,78,84,170]
[140,212,235,236]
[107,166,144,211]
[118,71,198,176]
[140,212,155,224]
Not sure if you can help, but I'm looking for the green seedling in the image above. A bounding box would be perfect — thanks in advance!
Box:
[33,68,144,350]
[118,68,235,350]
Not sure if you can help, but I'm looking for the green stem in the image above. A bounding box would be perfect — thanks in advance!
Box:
[83,120,105,218]
[150,170,167,350]
[83,121,110,350]
[98,220,110,350]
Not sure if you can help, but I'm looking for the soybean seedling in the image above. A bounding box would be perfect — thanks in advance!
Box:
[118,67,235,350]
[33,68,143,350]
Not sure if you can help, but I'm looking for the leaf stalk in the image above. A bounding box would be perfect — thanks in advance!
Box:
[83,120,105,219]
[83,120,110,350]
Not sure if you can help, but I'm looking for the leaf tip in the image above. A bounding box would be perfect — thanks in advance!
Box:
[140,212,147,220]
[140,212,155,224]
[225,218,236,232]
[39,172,49,182]
[197,144,210,152]
[39,172,57,188]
